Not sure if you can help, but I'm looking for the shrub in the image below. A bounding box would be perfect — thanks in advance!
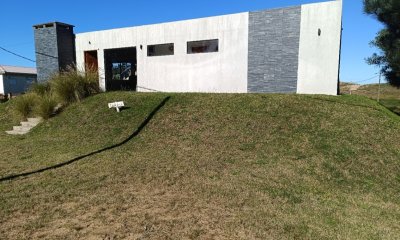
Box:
[34,95,58,120]
[13,93,38,120]
[50,66,100,105]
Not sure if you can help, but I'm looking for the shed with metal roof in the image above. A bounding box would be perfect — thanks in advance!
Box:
[0,65,37,95]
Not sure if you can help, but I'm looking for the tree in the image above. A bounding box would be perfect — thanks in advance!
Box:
[363,0,400,87]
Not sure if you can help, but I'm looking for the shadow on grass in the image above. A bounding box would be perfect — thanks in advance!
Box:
[0,96,171,183]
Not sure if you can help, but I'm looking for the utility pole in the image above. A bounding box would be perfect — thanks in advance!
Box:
[377,71,382,103]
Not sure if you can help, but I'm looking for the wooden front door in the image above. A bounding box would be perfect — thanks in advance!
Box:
[84,51,98,73]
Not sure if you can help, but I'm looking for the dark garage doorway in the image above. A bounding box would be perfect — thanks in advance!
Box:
[104,47,137,91]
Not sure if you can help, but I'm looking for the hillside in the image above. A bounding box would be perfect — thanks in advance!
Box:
[1,92,400,239]
[341,83,400,115]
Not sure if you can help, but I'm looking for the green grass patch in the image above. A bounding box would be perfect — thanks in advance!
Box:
[1,92,400,239]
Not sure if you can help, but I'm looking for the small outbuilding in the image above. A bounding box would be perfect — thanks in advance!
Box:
[0,65,37,95]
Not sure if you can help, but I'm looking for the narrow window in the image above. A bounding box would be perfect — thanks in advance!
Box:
[187,39,219,54]
[147,43,174,57]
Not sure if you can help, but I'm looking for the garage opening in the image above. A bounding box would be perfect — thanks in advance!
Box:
[104,47,137,91]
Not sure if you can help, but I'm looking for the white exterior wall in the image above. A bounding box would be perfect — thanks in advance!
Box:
[75,13,249,93]
[0,75,4,94]
[297,0,342,95]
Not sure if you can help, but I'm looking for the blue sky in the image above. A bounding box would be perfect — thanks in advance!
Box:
[0,0,383,84]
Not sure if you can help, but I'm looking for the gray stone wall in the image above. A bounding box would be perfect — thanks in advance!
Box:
[34,26,59,82]
[248,7,301,93]
[33,23,75,82]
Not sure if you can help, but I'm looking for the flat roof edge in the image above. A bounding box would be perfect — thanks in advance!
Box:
[3,72,37,76]
[33,22,74,29]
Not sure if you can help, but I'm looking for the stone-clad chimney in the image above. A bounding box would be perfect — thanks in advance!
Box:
[33,22,76,82]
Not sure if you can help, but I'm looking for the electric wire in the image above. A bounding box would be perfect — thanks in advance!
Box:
[343,73,380,84]
[0,46,36,63]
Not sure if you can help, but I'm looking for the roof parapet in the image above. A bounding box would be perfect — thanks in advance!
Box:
[33,22,74,29]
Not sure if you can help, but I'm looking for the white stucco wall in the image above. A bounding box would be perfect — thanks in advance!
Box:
[75,13,249,93]
[0,75,4,94]
[297,0,342,95]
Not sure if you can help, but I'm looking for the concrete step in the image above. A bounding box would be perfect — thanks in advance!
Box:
[6,117,42,135]
[20,121,36,127]
[13,126,31,132]
[6,130,29,135]
[27,117,42,124]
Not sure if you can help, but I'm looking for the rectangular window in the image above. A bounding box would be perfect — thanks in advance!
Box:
[147,43,174,57]
[187,39,219,54]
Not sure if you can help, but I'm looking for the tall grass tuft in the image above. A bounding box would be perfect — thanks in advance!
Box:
[29,82,51,97]
[12,66,100,121]
[34,95,58,120]
[13,93,38,120]
[50,66,100,105]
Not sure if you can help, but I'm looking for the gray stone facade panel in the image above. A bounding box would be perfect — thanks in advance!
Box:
[34,23,75,82]
[248,7,301,93]
[34,27,59,82]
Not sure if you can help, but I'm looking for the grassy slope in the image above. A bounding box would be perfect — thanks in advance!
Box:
[1,92,400,239]
[341,83,400,114]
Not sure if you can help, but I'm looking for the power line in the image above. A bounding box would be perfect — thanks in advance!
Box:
[0,46,36,63]
[343,73,380,84]
[355,75,379,83]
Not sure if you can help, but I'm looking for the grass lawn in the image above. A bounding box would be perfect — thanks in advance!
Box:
[1,92,400,239]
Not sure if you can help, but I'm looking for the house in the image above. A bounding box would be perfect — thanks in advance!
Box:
[33,0,342,95]
[0,65,37,95]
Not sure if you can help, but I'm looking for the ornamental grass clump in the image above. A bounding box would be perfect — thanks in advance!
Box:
[34,94,58,120]
[50,67,100,105]
[12,66,100,121]
[13,93,38,120]
[29,82,51,97]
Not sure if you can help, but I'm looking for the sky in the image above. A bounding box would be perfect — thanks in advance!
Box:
[0,0,383,84]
